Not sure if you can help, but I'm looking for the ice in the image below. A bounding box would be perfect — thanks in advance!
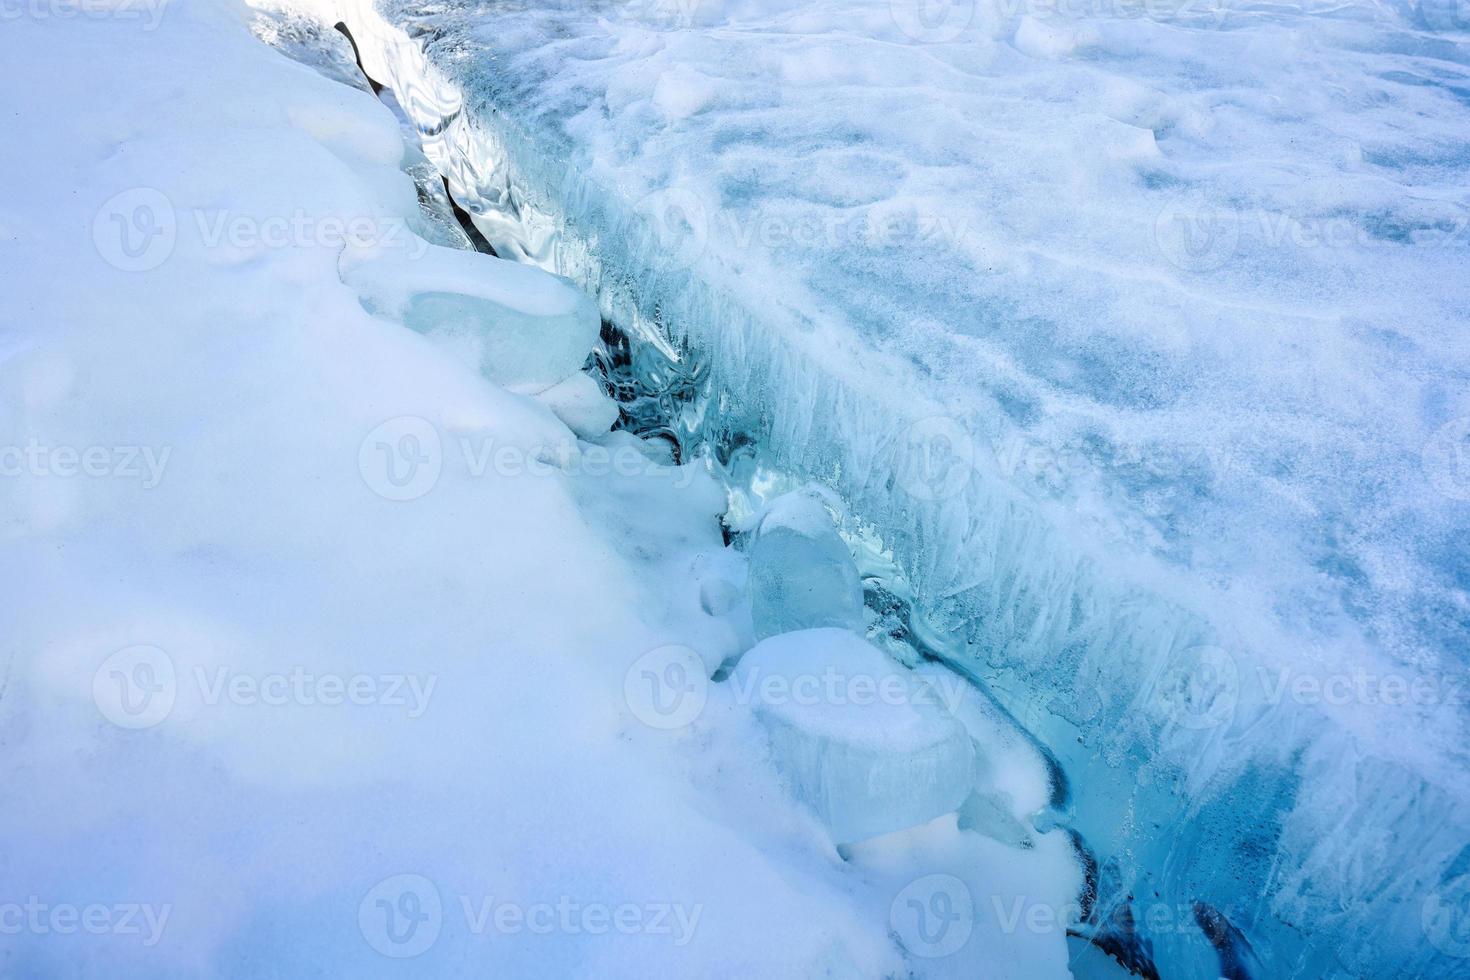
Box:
[0,3,1084,975]
[343,243,601,393]
[313,0,1470,973]
[732,628,975,844]
[912,662,1055,850]
[745,487,866,639]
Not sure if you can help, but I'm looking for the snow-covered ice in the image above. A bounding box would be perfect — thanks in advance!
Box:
[0,1,1086,977]
[732,628,975,843]
[343,242,601,393]
[305,0,1470,974]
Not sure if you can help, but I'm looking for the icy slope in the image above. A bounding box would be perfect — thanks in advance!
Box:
[309,0,1470,976]
[0,1,1084,976]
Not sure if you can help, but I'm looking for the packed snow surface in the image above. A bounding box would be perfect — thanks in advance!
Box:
[302,0,1470,975]
[0,0,1087,977]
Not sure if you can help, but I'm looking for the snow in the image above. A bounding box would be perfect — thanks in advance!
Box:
[307,0,1470,974]
[534,371,621,439]
[0,1,1082,977]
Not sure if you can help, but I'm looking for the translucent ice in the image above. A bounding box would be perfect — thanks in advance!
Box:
[913,663,1053,850]
[342,244,600,393]
[746,488,865,639]
[733,628,975,844]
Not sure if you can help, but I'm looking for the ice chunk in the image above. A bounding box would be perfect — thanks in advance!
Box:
[913,663,1055,849]
[342,244,599,393]
[733,628,974,844]
[746,488,865,640]
[534,371,620,439]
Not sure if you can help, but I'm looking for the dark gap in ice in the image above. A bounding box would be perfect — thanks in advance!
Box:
[331,22,380,96]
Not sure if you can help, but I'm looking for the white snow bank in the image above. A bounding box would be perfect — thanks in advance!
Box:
[0,1,1079,976]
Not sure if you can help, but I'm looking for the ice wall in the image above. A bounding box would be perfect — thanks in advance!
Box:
[310,0,1470,975]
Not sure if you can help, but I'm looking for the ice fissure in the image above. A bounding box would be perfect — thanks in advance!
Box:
[280,2,1468,977]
